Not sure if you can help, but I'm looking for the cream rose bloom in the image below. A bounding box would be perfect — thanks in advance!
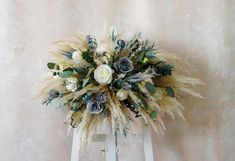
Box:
[94,64,113,85]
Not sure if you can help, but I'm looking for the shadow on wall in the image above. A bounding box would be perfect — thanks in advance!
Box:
[151,42,220,161]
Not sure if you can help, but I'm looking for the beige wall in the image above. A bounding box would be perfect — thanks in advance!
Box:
[0,0,234,161]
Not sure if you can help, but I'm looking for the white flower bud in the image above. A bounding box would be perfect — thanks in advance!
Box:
[65,77,78,92]
[72,51,82,60]
[116,89,128,100]
[72,51,88,67]
[96,44,109,55]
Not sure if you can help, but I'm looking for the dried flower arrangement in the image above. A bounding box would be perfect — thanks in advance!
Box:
[39,28,204,153]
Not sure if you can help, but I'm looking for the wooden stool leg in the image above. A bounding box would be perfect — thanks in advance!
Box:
[70,122,153,161]
[71,129,79,161]
[105,133,118,161]
[143,123,154,161]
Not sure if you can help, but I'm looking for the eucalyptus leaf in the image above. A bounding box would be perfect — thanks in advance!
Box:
[166,87,175,97]
[137,94,148,110]
[63,67,73,72]
[150,111,157,120]
[74,67,88,74]
[141,98,148,110]
[82,51,97,67]
[82,51,92,61]
[60,71,72,78]
[60,68,73,78]
[145,82,156,94]
[47,62,56,69]
[155,62,174,76]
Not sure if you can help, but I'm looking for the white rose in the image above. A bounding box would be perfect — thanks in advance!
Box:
[65,77,78,92]
[94,64,113,85]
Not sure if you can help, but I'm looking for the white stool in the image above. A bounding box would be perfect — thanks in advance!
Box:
[70,121,154,161]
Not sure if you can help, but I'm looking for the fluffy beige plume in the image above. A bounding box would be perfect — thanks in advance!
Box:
[55,34,87,52]
[139,108,165,134]
[76,109,94,152]
[73,84,105,101]
[158,97,185,120]
[106,89,128,133]
[38,76,66,100]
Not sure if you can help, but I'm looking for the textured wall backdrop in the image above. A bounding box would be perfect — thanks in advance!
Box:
[0,0,234,161]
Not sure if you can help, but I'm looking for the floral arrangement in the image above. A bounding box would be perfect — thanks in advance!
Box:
[39,29,204,152]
